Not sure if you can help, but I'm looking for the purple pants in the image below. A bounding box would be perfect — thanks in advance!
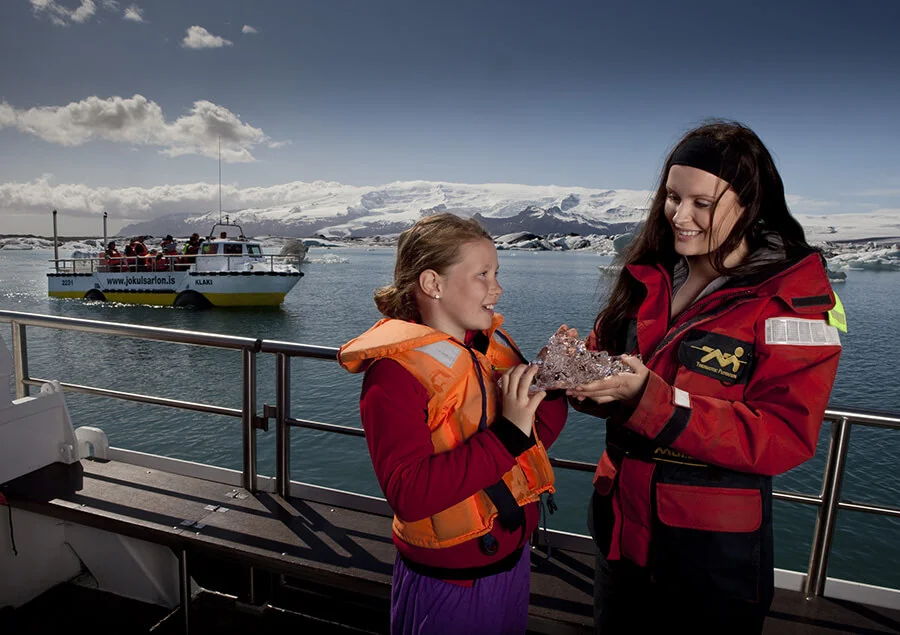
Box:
[390,544,531,635]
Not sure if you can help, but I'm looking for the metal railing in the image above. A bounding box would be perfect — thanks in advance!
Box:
[2,309,899,600]
[50,253,302,274]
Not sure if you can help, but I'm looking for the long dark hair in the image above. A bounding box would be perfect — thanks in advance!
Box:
[594,120,813,351]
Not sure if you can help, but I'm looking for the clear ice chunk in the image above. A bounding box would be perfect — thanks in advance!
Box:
[530,325,635,391]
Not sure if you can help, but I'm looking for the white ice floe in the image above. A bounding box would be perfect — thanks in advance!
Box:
[827,244,900,271]
[496,233,615,254]
[306,254,350,265]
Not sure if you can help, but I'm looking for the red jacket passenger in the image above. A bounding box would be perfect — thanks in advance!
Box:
[341,315,568,581]
[582,251,842,606]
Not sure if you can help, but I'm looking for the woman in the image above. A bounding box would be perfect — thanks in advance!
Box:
[569,121,843,633]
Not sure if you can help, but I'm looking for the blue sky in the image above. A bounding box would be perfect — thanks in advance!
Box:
[1,0,899,233]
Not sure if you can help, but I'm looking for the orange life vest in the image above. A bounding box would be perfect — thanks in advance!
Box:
[339,315,555,549]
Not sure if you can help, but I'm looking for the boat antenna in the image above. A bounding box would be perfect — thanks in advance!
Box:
[218,136,222,224]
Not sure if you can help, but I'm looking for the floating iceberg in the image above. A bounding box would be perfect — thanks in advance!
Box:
[827,244,900,272]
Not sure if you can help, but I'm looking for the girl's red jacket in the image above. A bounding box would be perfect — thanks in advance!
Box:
[359,346,568,579]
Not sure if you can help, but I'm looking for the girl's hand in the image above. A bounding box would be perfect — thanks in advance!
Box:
[565,355,650,407]
[500,364,546,436]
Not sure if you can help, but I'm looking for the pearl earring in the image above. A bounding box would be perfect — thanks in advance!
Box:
[434,294,440,300]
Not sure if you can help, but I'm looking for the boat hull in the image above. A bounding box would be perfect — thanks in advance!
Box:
[47,270,303,307]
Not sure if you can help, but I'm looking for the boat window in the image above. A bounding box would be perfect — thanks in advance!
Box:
[247,245,262,256]
[201,243,218,255]
[223,243,243,255]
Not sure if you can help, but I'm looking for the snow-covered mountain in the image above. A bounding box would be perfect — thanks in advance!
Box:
[109,179,900,244]
[119,181,654,238]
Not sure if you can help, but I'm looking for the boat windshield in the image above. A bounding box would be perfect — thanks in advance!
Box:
[247,245,263,257]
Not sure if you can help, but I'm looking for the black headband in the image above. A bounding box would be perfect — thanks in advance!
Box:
[670,136,746,194]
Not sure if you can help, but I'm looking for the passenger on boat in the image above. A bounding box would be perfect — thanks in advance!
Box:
[104,241,122,272]
[181,233,201,268]
[339,213,568,635]
[184,233,201,254]
[160,235,178,255]
[132,237,150,271]
[132,236,149,257]
[123,241,137,271]
[151,250,170,271]
[567,121,844,634]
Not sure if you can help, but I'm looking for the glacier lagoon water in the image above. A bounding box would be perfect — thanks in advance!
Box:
[1,246,899,589]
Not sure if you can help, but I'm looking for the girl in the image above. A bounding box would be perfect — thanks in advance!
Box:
[569,121,843,633]
[339,213,568,635]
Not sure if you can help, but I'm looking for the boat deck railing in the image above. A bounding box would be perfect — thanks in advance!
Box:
[2,309,898,602]
[49,253,303,274]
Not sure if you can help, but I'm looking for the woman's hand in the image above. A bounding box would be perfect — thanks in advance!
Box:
[565,355,650,407]
[500,364,546,436]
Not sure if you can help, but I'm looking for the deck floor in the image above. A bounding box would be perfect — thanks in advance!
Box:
[6,459,900,634]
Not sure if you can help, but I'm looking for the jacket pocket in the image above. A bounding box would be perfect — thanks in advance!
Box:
[653,483,764,603]
[657,483,761,532]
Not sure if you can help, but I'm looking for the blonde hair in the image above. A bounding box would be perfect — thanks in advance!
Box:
[374,213,492,322]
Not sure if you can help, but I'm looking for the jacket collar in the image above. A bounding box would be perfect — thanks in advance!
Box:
[627,249,834,314]
[339,314,505,373]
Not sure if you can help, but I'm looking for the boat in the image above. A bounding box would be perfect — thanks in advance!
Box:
[46,216,305,308]
[2,309,900,634]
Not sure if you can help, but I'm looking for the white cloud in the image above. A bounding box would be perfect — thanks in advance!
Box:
[0,177,343,221]
[123,4,144,22]
[242,25,258,34]
[0,95,278,162]
[853,188,900,197]
[30,0,97,25]
[182,25,232,49]
[785,194,840,214]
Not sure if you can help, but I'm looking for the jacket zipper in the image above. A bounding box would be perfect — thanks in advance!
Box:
[646,289,755,364]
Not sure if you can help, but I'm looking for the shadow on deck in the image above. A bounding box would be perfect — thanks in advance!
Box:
[6,459,900,634]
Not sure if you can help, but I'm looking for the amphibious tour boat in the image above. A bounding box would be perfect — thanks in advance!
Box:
[46,215,304,308]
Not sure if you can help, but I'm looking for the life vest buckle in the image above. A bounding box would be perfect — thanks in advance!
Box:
[478,533,499,556]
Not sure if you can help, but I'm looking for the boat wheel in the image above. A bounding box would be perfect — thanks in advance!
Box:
[174,291,212,309]
[84,290,106,302]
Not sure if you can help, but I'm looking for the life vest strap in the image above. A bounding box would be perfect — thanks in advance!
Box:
[483,480,525,530]
[399,545,525,580]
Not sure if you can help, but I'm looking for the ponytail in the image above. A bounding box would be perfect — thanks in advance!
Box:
[374,284,420,322]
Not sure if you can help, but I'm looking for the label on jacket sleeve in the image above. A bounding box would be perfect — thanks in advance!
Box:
[827,292,848,333]
[765,318,841,347]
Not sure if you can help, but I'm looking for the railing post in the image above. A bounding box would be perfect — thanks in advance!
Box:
[275,352,291,498]
[241,348,258,492]
[178,548,191,634]
[11,322,29,399]
[804,416,852,598]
